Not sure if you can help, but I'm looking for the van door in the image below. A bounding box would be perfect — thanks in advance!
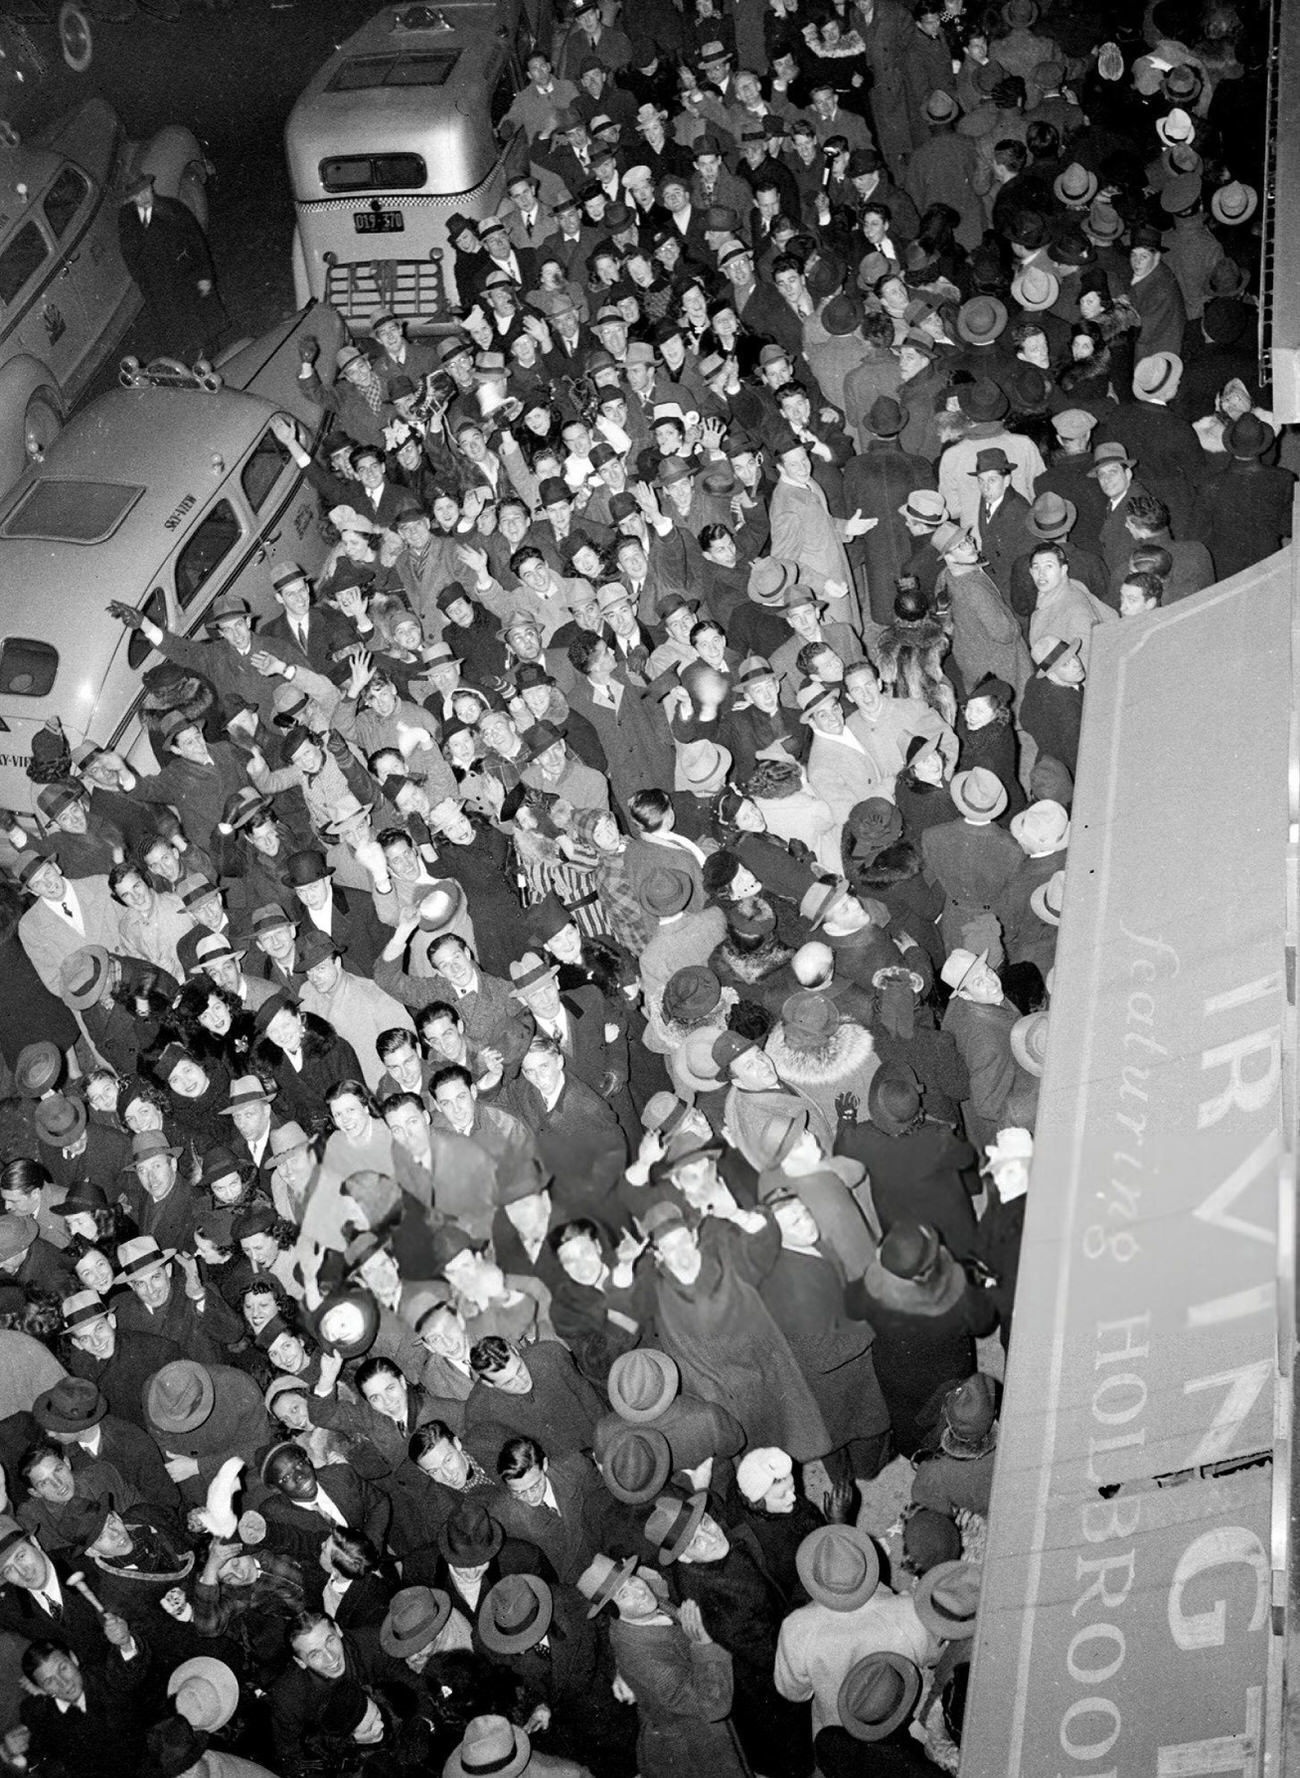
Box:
[41,161,131,394]
[0,210,85,397]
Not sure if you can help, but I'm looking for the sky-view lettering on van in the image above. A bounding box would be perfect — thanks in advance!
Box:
[164,493,197,531]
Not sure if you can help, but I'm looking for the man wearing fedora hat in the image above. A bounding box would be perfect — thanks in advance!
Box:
[283,848,387,976]
[775,1523,930,1736]
[445,1710,592,1778]
[1195,413,1296,580]
[577,1550,747,1778]
[34,1372,179,1511]
[144,1360,269,1500]
[938,379,1045,531]
[1008,490,1109,626]
[0,1209,73,1296]
[920,767,1022,954]
[937,945,1020,1147]
[812,1651,928,1771]
[113,1234,241,1368]
[476,1567,627,1773]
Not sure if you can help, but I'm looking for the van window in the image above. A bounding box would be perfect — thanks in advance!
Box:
[0,638,58,699]
[175,500,241,610]
[241,431,292,512]
[0,221,49,306]
[320,153,428,194]
[3,480,142,543]
[490,60,518,132]
[327,50,460,91]
[127,590,167,670]
[43,167,89,240]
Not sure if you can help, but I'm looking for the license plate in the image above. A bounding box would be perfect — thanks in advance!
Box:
[354,210,404,233]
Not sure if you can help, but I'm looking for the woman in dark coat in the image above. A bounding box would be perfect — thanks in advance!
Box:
[954,676,1025,820]
[837,1066,980,1260]
[638,1204,831,1462]
[759,1192,892,1482]
[252,1003,363,1129]
[0,881,79,1070]
[845,1219,997,1456]
[854,841,946,970]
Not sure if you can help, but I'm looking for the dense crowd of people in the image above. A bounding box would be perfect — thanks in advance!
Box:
[0,0,1287,1774]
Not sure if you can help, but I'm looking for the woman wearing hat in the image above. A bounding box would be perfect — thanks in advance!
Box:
[846,1220,996,1454]
[954,673,1025,819]
[839,1063,979,1258]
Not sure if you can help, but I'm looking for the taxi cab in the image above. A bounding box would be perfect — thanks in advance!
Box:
[0,301,345,816]
[0,97,208,492]
[286,0,550,330]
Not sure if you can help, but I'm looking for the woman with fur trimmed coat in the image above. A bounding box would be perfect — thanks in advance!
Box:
[764,991,880,1137]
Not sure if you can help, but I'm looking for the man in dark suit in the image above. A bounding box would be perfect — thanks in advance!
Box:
[401,1497,554,1617]
[19,1622,153,1778]
[841,396,939,627]
[259,1440,391,1563]
[117,170,222,361]
[507,953,630,1111]
[510,1033,628,1219]
[347,443,414,530]
[0,1520,114,1663]
[258,562,353,676]
[972,448,1036,600]
[285,849,387,975]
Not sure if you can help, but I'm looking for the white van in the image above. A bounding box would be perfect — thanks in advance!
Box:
[0,302,345,815]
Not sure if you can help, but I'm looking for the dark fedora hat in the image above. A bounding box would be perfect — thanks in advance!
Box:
[866,1065,924,1137]
[439,1498,504,1567]
[144,1718,210,1778]
[33,1376,107,1435]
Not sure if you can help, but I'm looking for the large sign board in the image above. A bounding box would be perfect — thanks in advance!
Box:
[963,557,1291,1777]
